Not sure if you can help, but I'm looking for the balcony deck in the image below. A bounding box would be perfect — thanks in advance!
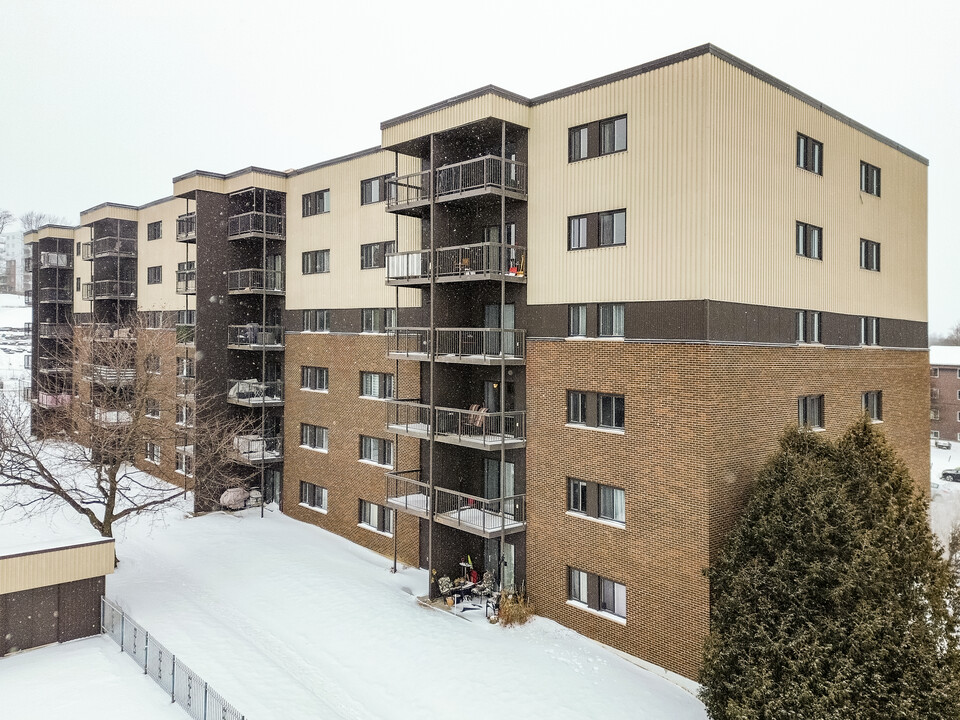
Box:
[226,379,284,408]
[386,400,526,450]
[227,269,285,295]
[176,213,197,243]
[227,325,284,351]
[388,328,525,366]
[232,434,283,465]
[386,242,526,287]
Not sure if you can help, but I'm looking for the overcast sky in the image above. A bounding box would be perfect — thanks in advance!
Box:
[2,0,956,333]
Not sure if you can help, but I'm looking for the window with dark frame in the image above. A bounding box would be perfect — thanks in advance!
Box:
[300,366,328,391]
[146,221,162,241]
[860,161,881,196]
[860,239,880,271]
[568,115,627,162]
[302,309,330,332]
[796,133,823,175]
[145,442,160,464]
[569,125,589,162]
[796,221,823,260]
[360,241,396,270]
[302,189,331,217]
[568,305,587,337]
[145,398,160,418]
[300,482,328,510]
[862,391,883,422]
[568,477,625,525]
[931,408,940,420]
[598,304,624,337]
[76,277,81,292]
[76,242,81,256]
[302,249,330,274]
[360,371,394,399]
[568,567,588,604]
[798,394,825,430]
[568,216,588,249]
[566,567,626,619]
[599,210,626,246]
[301,423,328,451]
[859,316,880,346]
[598,394,625,430]
[359,500,394,534]
[361,175,393,205]
[147,265,162,284]
[600,116,627,155]
[567,391,587,425]
[568,210,626,250]
[361,308,395,333]
[796,310,822,344]
[360,435,394,467]
[568,478,588,514]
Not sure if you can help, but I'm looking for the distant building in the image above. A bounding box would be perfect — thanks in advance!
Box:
[930,346,960,442]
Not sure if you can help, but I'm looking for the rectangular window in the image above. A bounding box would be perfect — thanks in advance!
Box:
[360,371,394,399]
[76,277,81,292]
[300,482,328,510]
[798,394,825,430]
[177,309,196,326]
[146,221,162,241]
[931,368,940,378]
[932,388,940,400]
[796,221,823,260]
[568,216,588,250]
[568,478,588,514]
[598,304,624,337]
[862,391,883,422]
[176,451,194,477]
[860,161,881,196]
[360,241,396,270]
[569,126,589,162]
[76,242,81,256]
[302,189,331,217]
[568,305,587,337]
[932,431,941,440]
[796,311,807,343]
[860,316,880,346]
[797,310,822,343]
[360,175,393,205]
[147,266,162,284]
[567,391,587,425]
[598,394,625,430]
[302,249,330,274]
[300,423,329,451]
[145,441,160,464]
[301,366,328,391]
[600,577,627,618]
[145,398,160,419]
[598,484,626,523]
[145,354,161,374]
[176,403,194,427]
[302,309,330,332]
[931,409,940,421]
[600,116,627,155]
[796,133,823,175]
[361,308,394,333]
[598,210,626,246]
[568,567,589,604]
[360,436,393,467]
[144,311,162,328]
[359,500,394,535]
[860,239,881,271]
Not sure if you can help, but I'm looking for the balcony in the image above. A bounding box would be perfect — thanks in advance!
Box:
[386,400,526,450]
[388,328,525,366]
[38,323,71,339]
[176,269,196,295]
[227,379,284,407]
[90,365,136,386]
[82,280,137,301]
[176,375,195,399]
[21,386,33,402]
[36,357,69,374]
[176,324,195,346]
[386,242,526,286]
[93,406,132,426]
[385,469,526,537]
[89,236,137,259]
[176,213,197,243]
[39,252,72,270]
[227,324,284,350]
[24,291,32,305]
[37,287,71,304]
[37,392,71,409]
[386,155,527,214]
[227,269,284,295]
[227,212,284,240]
[232,434,283,465]
[24,322,32,334]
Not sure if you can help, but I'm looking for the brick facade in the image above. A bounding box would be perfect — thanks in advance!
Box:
[930,364,960,443]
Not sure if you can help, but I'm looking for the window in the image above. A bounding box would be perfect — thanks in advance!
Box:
[796,133,823,175]
[176,451,193,477]
[798,395,825,430]
[796,310,821,344]
[145,354,161,374]
[568,305,587,337]
[600,577,627,618]
[598,210,626,246]
[569,478,625,525]
[598,394,625,430]
[932,388,940,400]
[361,308,395,333]
[302,189,331,217]
[598,304,624,337]
[300,482,328,510]
[302,249,330,274]
[361,175,393,205]
[568,125,589,162]
[600,116,627,155]
[176,403,194,427]
[932,431,941,440]
[145,398,160,419]
[568,568,588,604]
[302,309,330,332]
[144,311,163,328]
[301,366,328,391]
[862,391,882,422]
[177,309,196,326]
[360,436,393,467]
[796,221,823,260]
[76,277,81,292]
[360,241,396,270]
[146,221,162,241]
[76,242,81,256]
[931,368,940,378]
[359,500,394,535]
[360,371,394,399]
[145,441,160,464]
[599,485,626,523]
[931,409,940,421]
[567,391,587,425]
[860,239,880,271]
[300,423,328,451]
[568,478,588,514]
[177,357,195,378]
[860,316,880,346]
[860,161,881,196]
[567,568,626,619]
[147,265,162,284]
[568,216,588,249]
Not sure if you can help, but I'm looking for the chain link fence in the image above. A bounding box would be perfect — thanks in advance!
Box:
[101,596,246,720]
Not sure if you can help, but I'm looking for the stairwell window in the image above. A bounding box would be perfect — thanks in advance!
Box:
[860,161,881,196]
[598,304,624,337]
[303,189,331,217]
[302,249,330,274]
[796,221,823,260]
[798,395,825,430]
[300,482,328,511]
[862,391,882,422]
[796,133,823,175]
[860,239,881,271]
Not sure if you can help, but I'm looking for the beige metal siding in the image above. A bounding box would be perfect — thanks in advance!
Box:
[382,93,531,149]
[72,225,92,313]
[285,150,420,310]
[80,205,138,225]
[0,540,115,595]
[138,198,195,312]
[173,171,288,199]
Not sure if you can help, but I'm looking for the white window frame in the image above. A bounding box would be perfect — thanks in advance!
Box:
[598,303,624,337]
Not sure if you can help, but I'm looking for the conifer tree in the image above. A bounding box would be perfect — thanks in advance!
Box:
[700,418,960,719]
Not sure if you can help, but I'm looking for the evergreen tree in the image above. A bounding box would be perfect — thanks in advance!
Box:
[700,418,960,719]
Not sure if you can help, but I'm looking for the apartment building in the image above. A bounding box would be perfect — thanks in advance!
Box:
[930,346,960,443]
[23,44,929,680]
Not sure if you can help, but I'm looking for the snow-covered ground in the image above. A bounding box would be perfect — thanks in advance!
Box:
[930,439,960,545]
[0,292,31,398]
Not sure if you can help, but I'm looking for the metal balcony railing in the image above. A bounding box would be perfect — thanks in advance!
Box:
[37,287,72,303]
[91,236,137,258]
[36,357,68,373]
[232,434,283,464]
[38,392,72,409]
[176,213,197,242]
[227,212,284,239]
[38,323,72,339]
[176,270,196,295]
[227,324,283,348]
[387,155,527,211]
[84,280,137,300]
[176,375,195,398]
[387,327,525,364]
[227,379,284,407]
[227,269,284,294]
[93,407,133,425]
[385,400,526,448]
[433,487,526,537]
[386,242,526,283]
[39,252,72,269]
[91,365,136,386]
[176,325,195,345]
[385,469,432,510]
[386,170,429,208]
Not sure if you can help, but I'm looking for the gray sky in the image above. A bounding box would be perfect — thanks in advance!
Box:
[2,0,956,333]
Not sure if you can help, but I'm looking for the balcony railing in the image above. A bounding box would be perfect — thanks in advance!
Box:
[39,252,72,270]
[91,365,136,386]
[386,400,526,449]
[91,236,137,258]
[386,242,526,284]
[24,291,32,305]
[36,357,69,373]
[37,287,72,303]
[38,392,72,409]
[232,434,283,464]
[38,323,72,339]
[176,213,197,242]
[176,375,195,398]
[227,269,284,294]
[385,469,431,517]
[388,327,525,365]
[93,407,133,425]
[227,324,283,349]
[83,280,137,300]
[176,270,196,295]
[227,379,284,407]
[176,325,195,345]
[227,212,284,239]
[387,155,527,211]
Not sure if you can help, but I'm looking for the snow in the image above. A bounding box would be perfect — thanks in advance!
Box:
[930,345,960,366]
[929,439,960,546]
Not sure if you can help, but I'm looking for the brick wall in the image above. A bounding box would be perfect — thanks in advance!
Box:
[930,365,960,442]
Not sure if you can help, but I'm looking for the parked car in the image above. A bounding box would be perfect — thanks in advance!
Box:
[935,439,952,450]
[940,469,960,483]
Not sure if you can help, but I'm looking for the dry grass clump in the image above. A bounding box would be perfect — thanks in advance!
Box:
[497,587,533,627]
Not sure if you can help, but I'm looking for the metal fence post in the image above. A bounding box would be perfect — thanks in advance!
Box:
[170,657,176,703]
[100,596,104,634]
[120,612,125,653]
[203,682,208,720]
[143,632,149,674]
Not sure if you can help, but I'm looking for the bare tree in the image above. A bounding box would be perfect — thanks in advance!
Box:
[0,209,13,235]
[0,315,252,554]
[18,211,65,233]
